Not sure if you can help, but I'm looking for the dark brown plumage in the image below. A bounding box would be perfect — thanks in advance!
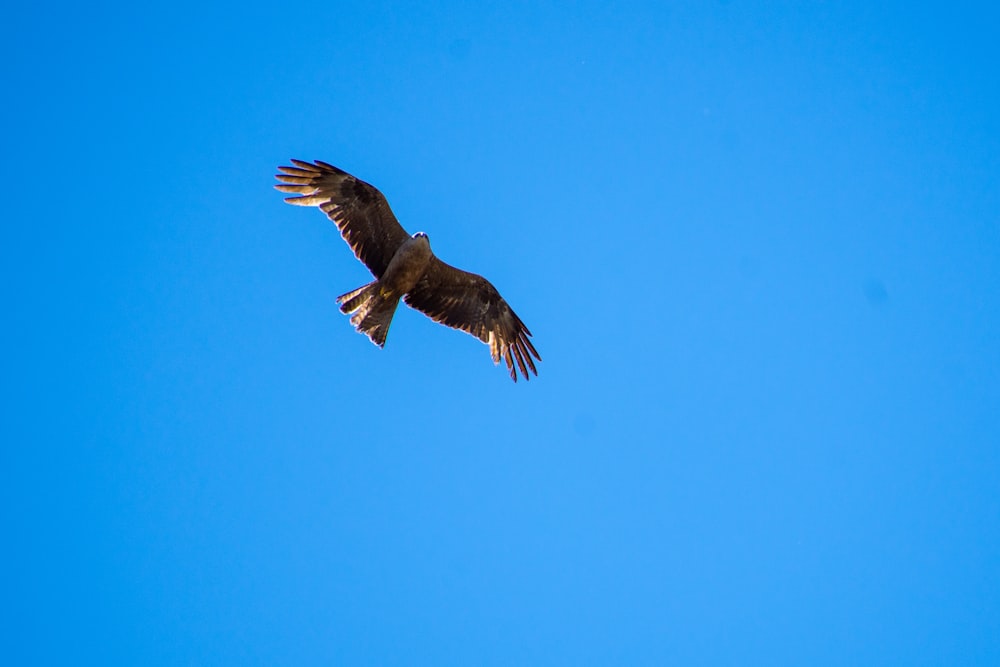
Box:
[274,159,540,382]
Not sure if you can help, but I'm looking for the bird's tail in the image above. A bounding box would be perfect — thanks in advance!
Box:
[336,280,399,348]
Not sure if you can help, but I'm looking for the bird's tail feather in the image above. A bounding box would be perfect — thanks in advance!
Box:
[336,280,398,348]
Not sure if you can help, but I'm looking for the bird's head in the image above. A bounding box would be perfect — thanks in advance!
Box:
[412,231,429,246]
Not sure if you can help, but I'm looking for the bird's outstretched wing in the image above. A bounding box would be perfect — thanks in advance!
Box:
[275,160,411,278]
[404,257,540,382]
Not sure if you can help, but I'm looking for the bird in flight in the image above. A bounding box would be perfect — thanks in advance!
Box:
[274,159,540,382]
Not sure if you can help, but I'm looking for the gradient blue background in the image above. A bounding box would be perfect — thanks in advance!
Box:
[3,1,999,664]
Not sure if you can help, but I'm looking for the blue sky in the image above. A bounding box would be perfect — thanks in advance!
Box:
[3,1,999,664]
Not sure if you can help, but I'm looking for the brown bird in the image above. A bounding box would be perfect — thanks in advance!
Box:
[274,159,540,382]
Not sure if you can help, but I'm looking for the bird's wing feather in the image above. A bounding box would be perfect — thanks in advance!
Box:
[275,160,410,278]
[404,257,540,381]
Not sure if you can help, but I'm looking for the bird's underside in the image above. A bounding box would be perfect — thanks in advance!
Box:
[274,159,540,382]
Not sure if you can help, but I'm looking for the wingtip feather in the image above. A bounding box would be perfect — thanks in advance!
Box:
[274,183,318,193]
[289,158,322,171]
[283,195,328,206]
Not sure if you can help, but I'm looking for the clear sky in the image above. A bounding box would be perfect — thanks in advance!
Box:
[3,1,999,664]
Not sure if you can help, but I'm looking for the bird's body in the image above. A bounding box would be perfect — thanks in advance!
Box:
[274,159,540,382]
[378,234,433,299]
[334,234,432,348]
